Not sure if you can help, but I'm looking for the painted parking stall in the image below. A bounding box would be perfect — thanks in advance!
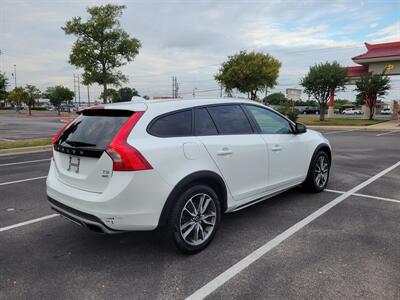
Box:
[0,131,400,299]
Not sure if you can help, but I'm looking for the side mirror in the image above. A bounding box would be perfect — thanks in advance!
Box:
[295,122,307,134]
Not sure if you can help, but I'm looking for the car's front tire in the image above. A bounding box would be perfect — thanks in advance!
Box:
[166,184,221,254]
[303,150,330,192]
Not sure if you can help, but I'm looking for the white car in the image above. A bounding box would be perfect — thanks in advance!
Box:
[381,108,392,115]
[342,108,362,115]
[47,98,331,253]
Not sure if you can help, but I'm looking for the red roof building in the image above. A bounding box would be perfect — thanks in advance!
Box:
[353,41,400,64]
[346,41,400,77]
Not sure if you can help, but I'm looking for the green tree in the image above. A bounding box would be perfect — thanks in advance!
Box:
[264,92,289,106]
[44,85,74,115]
[8,87,28,112]
[100,88,119,103]
[0,72,8,106]
[300,61,347,121]
[63,4,141,103]
[355,73,391,120]
[117,87,139,102]
[25,85,41,115]
[215,51,281,100]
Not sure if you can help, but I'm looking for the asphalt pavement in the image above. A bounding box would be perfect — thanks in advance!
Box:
[0,130,399,299]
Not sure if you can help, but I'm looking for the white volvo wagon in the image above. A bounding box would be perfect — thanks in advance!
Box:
[47,98,331,253]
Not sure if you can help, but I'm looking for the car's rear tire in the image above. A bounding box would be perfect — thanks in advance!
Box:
[303,150,330,192]
[165,184,221,254]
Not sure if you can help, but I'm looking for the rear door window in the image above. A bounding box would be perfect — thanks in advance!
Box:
[194,108,218,136]
[148,110,192,137]
[56,110,132,151]
[207,105,253,134]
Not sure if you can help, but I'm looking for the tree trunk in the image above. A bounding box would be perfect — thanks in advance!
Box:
[319,102,325,121]
[103,82,107,104]
[57,108,61,116]
[28,106,31,116]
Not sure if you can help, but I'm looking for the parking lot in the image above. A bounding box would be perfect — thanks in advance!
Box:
[0,130,399,299]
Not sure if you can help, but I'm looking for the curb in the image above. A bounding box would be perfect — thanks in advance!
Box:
[0,145,52,156]
[308,125,400,132]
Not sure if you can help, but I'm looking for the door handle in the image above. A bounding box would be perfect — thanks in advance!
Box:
[217,148,233,156]
[271,145,282,152]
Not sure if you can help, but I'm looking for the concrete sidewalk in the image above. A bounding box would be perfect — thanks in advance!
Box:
[308,120,400,131]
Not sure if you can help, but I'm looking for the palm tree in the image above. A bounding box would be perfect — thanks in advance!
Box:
[355,73,391,120]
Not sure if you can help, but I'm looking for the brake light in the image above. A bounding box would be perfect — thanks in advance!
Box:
[106,111,152,171]
[51,120,74,144]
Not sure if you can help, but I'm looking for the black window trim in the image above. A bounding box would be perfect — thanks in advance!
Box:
[194,107,220,136]
[147,102,264,138]
[147,108,194,138]
[243,104,296,134]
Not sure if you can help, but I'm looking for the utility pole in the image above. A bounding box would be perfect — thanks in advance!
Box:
[175,77,179,98]
[13,64,17,88]
[192,88,197,98]
[87,85,90,106]
[172,76,175,98]
[77,74,81,106]
[73,74,77,105]
[220,85,223,98]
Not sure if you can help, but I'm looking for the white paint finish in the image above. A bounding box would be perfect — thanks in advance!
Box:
[185,161,400,300]
[199,134,268,201]
[0,176,47,186]
[376,131,396,137]
[0,158,51,167]
[262,133,310,188]
[53,151,113,193]
[0,214,59,232]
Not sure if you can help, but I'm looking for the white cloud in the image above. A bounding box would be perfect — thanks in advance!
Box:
[367,21,400,43]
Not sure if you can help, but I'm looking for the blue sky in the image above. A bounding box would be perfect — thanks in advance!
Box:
[0,0,399,101]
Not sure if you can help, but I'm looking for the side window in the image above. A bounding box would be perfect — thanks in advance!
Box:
[149,110,192,137]
[246,105,292,134]
[207,105,253,134]
[194,108,218,135]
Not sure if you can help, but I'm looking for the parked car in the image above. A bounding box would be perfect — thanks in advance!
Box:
[380,108,392,115]
[47,98,332,253]
[301,106,320,115]
[342,108,362,115]
[59,104,76,112]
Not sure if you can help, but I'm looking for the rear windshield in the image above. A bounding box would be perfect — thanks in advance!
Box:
[56,110,133,151]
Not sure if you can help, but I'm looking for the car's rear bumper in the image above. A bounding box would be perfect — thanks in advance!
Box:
[46,159,173,231]
[48,196,120,234]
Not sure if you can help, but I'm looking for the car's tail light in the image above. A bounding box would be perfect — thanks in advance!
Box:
[51,120,74,144]
[106,111,152,171]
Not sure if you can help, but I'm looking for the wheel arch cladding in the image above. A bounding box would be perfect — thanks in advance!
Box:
[309,143,332,170]
[157,171,228,227]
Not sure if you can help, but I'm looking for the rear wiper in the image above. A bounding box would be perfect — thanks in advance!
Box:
[65,140,96,147]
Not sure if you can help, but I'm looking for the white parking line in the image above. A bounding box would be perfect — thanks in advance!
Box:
[376,131,397,137]
[353,193,400,204]
[0,176,47,186]
[0,158,51,167]
[326,189,400,204]
[186,161,400,300]
[0,214,59,232]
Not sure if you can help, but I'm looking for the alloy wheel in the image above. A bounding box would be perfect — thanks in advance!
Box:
[314,155,329,188]
[179,193,217,246]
